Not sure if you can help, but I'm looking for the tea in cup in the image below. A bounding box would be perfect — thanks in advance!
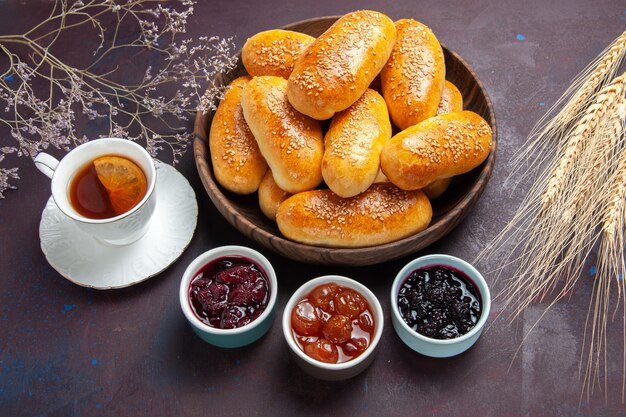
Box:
[35,138,157,245]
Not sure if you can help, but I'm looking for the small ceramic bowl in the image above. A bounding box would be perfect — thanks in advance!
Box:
[390,254,491,358]
[282,275,384,381]
[179,245,278,348]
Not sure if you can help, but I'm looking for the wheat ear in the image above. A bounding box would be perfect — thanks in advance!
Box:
[477,32,626,271]
[602,102,626,239]
[501,75,626,314]
[542,77,626,211]
[561,78,626,223]
[579,92,626,403]
[581,100,626,401]
[475,33,626,403]
[507,30,626,186]
[482,75,625,317]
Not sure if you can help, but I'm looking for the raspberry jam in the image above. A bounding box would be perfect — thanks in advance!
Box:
[397,265,481,339]
[291,283,375,364]
[189,256,270,329]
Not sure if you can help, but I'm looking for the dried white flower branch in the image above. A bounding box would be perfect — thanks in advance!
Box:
[0,0,238,198]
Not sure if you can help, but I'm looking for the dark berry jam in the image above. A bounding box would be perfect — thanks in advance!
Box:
[291,283,376,364]
[189,256,270,329]
[397,265,481,340]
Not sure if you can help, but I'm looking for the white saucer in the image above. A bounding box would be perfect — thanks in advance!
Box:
[39,160,198,289]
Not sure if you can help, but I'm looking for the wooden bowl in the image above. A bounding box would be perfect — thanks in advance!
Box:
[193,16,497,266]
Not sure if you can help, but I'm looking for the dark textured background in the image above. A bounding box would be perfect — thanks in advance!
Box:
[1,1,626,415]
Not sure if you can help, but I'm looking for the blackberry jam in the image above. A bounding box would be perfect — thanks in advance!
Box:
[189,256,270,329]
[397,265,481,339]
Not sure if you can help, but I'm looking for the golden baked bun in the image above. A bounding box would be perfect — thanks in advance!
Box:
[380,111,492,190]
[422,177,452,199]
[373,169,389,183]
[322,89,392,198]
[381,19,445,130]
[287,10,396,120]
[360,169,453,200]
[276,183,432,248]
[209,76,268,194]
[425,80,464,199]
[436,80,463,116]
[258,170,292,221]
[242,30,315,79]
[240,76,324,193]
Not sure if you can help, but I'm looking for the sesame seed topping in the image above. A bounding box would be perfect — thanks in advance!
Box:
[326,90,385,164]
[219,101,258,170]
[301,184,416,228]
[384,19,443,119]
[291,10,392,104]
[245,31,314,77]
[402,114,491,167]
[263,82,313,154]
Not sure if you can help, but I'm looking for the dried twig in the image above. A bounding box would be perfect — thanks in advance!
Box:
[0,0,238,198]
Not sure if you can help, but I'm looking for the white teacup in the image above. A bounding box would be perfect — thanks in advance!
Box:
[34,138,157,246]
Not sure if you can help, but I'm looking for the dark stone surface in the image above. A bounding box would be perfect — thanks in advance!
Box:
[1,1,625,415]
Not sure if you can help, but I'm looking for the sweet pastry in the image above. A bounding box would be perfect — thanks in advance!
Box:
[209,76,267,194]
[241,76,324,193]
[287,10,396,120]
[380,111,492,190]
[242,30,315,79]
[276,183,432,248]
[380,19,445,130]
[322,89,392,198]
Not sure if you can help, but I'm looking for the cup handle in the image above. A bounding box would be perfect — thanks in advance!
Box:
[34,153,59,179]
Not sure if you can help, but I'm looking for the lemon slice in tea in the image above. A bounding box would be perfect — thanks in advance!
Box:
[93,156,148,216]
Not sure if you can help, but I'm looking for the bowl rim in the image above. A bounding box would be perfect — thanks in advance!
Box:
[390,254,491,346]
[282,275,384,370]
[193,15,498,266]
[179,245,278,335]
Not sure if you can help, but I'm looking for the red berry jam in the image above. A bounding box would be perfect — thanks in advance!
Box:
[291,283,375,364]
[397,265,481,339]
[189,256,270,329]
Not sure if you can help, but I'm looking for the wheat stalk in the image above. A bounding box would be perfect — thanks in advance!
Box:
[476,62,626,402]
[542,77,625,212]
[478,32,626,274]
[567,32,626,122]
[602,105,626,238]
[562,82,626,225]
[483,75,625,300]
[504,73,624,312]
[581,102,626,402]
[506,30,626,188]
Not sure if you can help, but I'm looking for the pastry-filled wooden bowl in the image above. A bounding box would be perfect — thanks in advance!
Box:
[193,16,497,266]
